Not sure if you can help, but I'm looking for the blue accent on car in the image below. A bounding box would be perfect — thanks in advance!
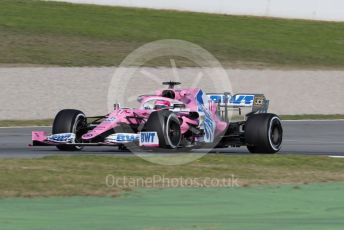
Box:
[48,133,75,143]
[106,133,139,143]
[231,95,254,105]
[141,132,156,143]
[116,134,137,142]
[209,95,231,104]
[196,90,215,142]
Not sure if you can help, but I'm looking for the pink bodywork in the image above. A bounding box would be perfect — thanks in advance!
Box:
[32,87,228,144]
[82,108,153,140]
[32,131,48,142]
[80,88,227,140]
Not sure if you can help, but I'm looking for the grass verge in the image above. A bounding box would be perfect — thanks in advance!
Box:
[0,119,53,127]
[0,155,344,197]
[1,0,344,68]
[2,184,344,230]
[280,114,344,120]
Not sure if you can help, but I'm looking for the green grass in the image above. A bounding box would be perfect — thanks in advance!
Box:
[1,0,344,67]
[2,183,344,230]
[0,119,53,127]
[280,114,344,120]
[0,155,344,197]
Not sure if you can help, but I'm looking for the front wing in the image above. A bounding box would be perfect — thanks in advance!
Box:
[31,131,159,147]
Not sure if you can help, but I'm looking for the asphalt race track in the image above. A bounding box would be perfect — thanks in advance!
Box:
[0,120,343,158]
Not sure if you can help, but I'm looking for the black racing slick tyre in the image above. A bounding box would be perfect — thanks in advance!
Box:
[144,110,181,149]
[245,113,283,154]
[52,109,87,151]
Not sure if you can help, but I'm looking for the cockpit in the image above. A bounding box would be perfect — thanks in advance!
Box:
[142,98,172,110]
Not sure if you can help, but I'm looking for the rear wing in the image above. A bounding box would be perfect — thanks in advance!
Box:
[207,93,270,121]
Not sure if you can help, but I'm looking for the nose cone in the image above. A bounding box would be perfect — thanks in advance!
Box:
[82,117,117,141]
[82,132,95,140]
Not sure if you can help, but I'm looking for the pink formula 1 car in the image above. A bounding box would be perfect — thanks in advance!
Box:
[32,81,283,153]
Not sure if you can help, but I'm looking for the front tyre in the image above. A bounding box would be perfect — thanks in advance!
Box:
[144,110,181,149]
[52,109,87,151]
[245,113,283,154]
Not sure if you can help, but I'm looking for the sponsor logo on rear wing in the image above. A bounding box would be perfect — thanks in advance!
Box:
[207,93,269,112]
[207,94,254,106]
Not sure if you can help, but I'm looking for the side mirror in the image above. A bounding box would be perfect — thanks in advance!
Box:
[114,103,120,110]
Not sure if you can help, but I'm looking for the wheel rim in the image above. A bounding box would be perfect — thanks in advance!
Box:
[166,115,181,148]
[268,117,283,151]
[72,114,87,149]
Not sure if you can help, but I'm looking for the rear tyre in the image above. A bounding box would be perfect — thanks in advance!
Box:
[245,113,283,154]
[52,109,87,151]
[144,110,181,149]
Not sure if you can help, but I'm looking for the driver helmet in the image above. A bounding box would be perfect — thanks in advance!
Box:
[154,100,171,110]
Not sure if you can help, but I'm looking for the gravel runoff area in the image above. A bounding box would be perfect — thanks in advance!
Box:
[0,67,343,120]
